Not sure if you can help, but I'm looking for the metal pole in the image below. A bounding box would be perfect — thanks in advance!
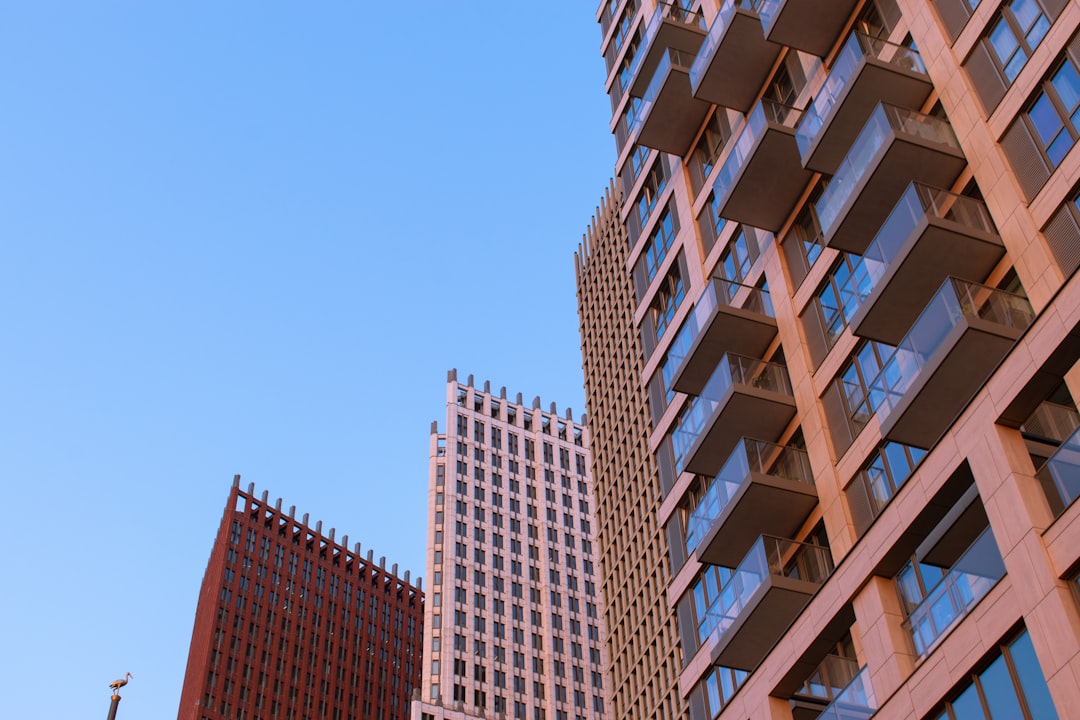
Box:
[106,693,121,720]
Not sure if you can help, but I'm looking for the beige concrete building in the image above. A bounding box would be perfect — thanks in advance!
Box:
[589,0,1080,718]
[575,182,689,720]
[412,371,611,720]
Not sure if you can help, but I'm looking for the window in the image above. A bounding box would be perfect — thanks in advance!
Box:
[928,630,1058,719]
[840,340,894,434]
[1027,55,1080,167]
[719,226,759,284]
[633,159,668,237]
[989,0,1050,83]
[816,253,868,347]
[641,205,677,283]
[649,264,686,342]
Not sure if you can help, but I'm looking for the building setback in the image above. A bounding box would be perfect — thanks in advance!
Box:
[412,370,611,720]
[178,478,423,720]
[575,182,689,720]
[591,0,1080,719]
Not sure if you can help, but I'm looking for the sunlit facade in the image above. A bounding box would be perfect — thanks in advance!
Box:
[412,371,611,720]
[589,0,1080,718]
[575,182,689,720]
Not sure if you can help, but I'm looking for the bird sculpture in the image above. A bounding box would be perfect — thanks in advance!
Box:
[109,672,133,693]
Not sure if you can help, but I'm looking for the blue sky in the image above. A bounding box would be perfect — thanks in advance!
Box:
[0,3,613,717]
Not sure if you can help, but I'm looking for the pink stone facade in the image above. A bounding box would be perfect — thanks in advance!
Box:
[592,0,1080,719]
[412,372,611,720]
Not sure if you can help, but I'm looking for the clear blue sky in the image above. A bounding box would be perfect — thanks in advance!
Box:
[0,4,613,717]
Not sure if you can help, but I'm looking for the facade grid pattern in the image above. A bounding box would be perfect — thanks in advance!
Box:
[587,0,1080,719]
[178,478,423,720]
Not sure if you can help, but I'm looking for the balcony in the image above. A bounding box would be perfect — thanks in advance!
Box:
[759,0,859,57]
[849,184,1006,344]
[699,536,834,670]
[667,279,777,396]
[814,666,877,720]
[869,278,1035,449]
[630,47,712,155]
[712,100,813,232]
[790,654,860,720]
[687,439,817,567]
[904,527,1005,658]
[815,104,966,254]
[625,3,707,98]
[1037,425,1080,517]
[689,0,781,112]
[796,33,932,174]
[671,354,796,476]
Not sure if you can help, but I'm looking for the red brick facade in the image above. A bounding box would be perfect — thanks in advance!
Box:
[178,478,423,720]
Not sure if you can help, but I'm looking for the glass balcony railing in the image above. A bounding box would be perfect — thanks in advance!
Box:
[815,104,960,238]
[796,32,927,156]
[628,47,697,139]
[868,278,1035,425]
[903,527,1006,658]
[686,439,813,554]
[671,354,792,474]
[795,653,860,702]
[664,279,775,392]
[1022,400,1080,444]
[697,535,833,645]
[715,100,803,204]
[816,665,877,720]
[625,2,704,90]
[1036,425,1080,517]
[862,184,996,292]
[688,0,762,91]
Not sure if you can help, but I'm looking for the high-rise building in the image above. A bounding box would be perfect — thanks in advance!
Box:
[575,182,689,720]
[589,0,1080,719]
[412,370,611,720]
[178,478,424,720]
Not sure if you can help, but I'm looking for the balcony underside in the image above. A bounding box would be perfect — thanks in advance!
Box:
[692,13,781,112]
[636,69,712,155]
[880,318,1025,448]
[764,0,859,57]
[802,62,933,174]
[671,308,778,396]
[716,125,812,232]
[850,220,1006,344]
[710,575,820,670]
[823,137,966,254]
[629,20,708,96]
[695,473,818,567]
[683,387,797,476]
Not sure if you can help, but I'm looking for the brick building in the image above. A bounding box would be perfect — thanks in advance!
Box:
[178,478,423,720]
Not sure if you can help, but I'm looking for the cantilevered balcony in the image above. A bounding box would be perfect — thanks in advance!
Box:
[699,536,834,670]
[671,354,795,476]
[712,100,813,232]
[759,0,859,57]
[869,278,1035,449]
[667,279,777,396]
[630,47,712,155]
[849,184,1006,344]
[1037,425,1080,517]
[904,527,1005,658]
[687,439,816,567]
[625,2,707,99]
[815,104,966,254]
[796,33,932,174]
[790,654,860,720]
[689,0,781,112]
[814,666,877,720]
